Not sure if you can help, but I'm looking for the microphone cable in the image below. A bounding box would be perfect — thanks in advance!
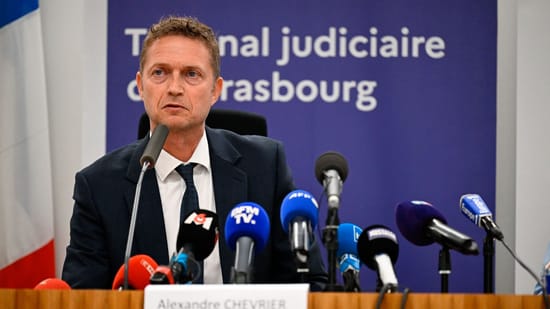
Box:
[499,239,549,309]
[374,283,392,309]
[399,287,411,309]
[374,284,411,309]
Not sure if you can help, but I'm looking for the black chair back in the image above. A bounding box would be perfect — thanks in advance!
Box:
[137,109,268,139]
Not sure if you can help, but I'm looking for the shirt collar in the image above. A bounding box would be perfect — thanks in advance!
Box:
[155,130,211,182]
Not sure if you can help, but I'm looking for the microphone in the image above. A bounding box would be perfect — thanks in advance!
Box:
[149,265,175,285]
[314,151,349,209]
[337,223,363,292]
[34,278,71,290]
[173,209,219,283]
[140,124,169,167]
[395,200,479,255]
[357,224,399,292]
[225,202,270,283]
[112,254,158,290]
[122,124,169,290]
[280,189,319,271]
[460,193,504,240]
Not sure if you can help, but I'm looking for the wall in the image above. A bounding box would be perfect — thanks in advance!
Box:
[515,0,550,294]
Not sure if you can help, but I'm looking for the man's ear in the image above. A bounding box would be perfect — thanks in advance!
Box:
[210,77,224,106]
[136,71,143,98]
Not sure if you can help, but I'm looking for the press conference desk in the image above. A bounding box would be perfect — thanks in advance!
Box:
[0,289,545,309]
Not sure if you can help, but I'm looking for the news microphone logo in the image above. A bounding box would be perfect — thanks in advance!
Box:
[460,193,491,226]
[184,211,215,230]
[285,190,319,208]
[459,193,503,241]
[230,203,263,225]
[339,254,361,269]
[352,225,361,241]
[367,227,398,243]
[140,257,156,275]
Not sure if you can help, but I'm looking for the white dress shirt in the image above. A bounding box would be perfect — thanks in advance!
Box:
[153,131,223,284]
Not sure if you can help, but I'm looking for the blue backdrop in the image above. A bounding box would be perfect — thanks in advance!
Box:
[107,0,496,293]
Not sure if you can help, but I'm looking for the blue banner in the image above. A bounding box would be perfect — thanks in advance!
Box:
[107,0,496,292]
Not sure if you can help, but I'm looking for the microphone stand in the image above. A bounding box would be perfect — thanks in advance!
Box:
[291,220,311,284]
[483,234,495,293]
[122,124,168,290]
[123,161,150,290]
[295,254,309,284]
[438,246,451,293]
[322,207,344,291]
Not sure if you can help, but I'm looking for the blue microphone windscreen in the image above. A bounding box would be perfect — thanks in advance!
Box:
[337,223,362,258]
[395,200,447,246]
[224,202,270,253]
[280,190,319,233]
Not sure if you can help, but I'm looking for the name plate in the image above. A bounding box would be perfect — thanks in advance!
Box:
[144,284,309,309]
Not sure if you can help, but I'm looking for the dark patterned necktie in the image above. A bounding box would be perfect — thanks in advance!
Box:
[174,163,203,283]
[175,163,198,222]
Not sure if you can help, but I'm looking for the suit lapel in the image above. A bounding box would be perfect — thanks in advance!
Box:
[123,137,170,265]
[207,128,248,283]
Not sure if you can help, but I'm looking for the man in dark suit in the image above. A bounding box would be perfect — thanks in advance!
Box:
[62,16,327,290]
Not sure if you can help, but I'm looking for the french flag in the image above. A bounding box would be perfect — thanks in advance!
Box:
[0,0,56,288]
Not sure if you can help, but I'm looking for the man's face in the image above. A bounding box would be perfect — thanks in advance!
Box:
[136,35,223,133]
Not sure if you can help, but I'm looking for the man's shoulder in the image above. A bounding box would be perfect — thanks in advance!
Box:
[79,139,143,176]
[207,127,282,151]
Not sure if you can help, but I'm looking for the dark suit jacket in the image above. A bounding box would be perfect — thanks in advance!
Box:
[62,127,327,290]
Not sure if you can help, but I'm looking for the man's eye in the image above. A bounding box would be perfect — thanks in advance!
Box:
[184,70,204,85]
[152,69,165,76]
[186,70,199,78]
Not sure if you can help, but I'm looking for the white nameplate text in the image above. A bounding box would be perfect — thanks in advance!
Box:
[144,284,309,309]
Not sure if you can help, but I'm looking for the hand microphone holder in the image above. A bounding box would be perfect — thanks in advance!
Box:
[375,279,397,293]
[231,236,254,284]
[438,246,451,293]
[171,259,193,284]
[291,220,311,283]
[322,207,344,291]
[483,233,495,293]
[343,270,361,292]
[171,248,202,284]
[231,269,250,284]
[294,252,309,285]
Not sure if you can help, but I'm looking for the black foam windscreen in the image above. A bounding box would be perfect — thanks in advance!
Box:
[139,124,168,167]
[176,209,219,261]
[357,224,399,270]
[314,151,349,184]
